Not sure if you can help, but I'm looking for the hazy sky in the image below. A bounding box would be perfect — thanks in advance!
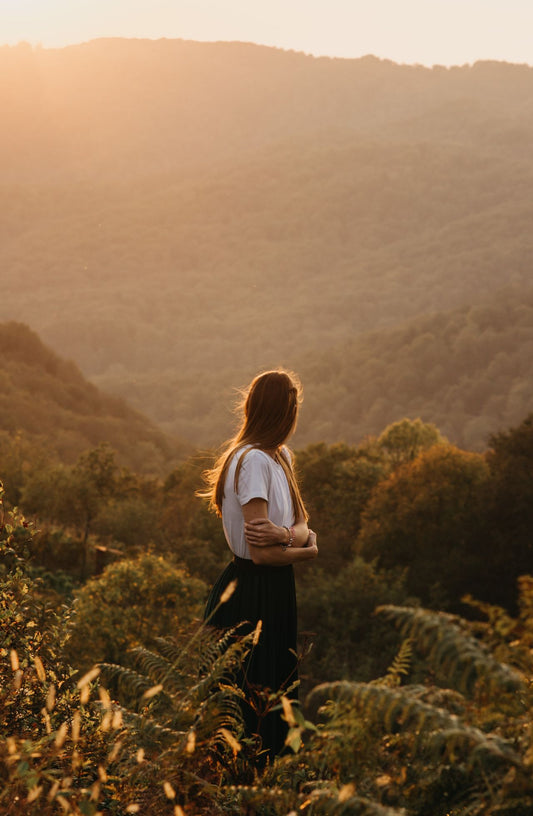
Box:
[2,0,532,67]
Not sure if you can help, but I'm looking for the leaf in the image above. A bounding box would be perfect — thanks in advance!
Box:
[284,726,302,753]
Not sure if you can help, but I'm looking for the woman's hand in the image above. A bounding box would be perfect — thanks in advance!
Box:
[305,529,318,559]
[244,517,285,547]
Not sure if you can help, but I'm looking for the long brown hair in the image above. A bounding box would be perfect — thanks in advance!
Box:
[199,369,308,520]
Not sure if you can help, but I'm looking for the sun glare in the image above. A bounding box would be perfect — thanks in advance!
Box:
[1,0,532,67]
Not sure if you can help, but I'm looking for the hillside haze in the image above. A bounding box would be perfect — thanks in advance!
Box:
[1,39,532,448]
[0,322,186,472]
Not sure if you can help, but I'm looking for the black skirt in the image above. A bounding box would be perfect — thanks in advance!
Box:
[204,555,298,760]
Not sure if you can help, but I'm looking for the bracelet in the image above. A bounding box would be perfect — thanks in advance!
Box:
[281,525,295,551]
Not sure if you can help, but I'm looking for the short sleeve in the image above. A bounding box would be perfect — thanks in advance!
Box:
[236,449,271,506]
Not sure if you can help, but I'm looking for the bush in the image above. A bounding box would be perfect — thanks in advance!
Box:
[357,445,489,607]
[64,553,207,670]
[297,557,411,693]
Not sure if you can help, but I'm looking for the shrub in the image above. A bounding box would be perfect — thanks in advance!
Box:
[297,557,411,693]
[64,553,207,670]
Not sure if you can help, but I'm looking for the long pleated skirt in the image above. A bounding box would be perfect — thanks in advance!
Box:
[204,555,298,760]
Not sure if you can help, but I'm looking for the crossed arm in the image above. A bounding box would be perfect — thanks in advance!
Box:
[242,498,318,566]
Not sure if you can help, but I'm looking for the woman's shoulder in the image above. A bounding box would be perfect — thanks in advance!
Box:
[235,445,272,468]
[236,445,292,466]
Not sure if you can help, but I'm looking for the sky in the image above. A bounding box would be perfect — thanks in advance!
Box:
[1,0,532,67]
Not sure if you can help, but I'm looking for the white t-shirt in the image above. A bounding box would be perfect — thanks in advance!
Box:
[222,445,295,559]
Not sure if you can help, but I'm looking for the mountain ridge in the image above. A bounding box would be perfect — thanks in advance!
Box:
[1,38,532,449]
[2,39,533,182]
[0,322,186,472]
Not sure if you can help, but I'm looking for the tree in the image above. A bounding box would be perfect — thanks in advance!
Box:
[357,445,489,607]
[482,413,533,610]
[21,444,120,577]
[377,418,446,466]
[63,553,207,670]
[161,455,230,584]
[0,430,50,506]
[297,557,409,691]
[295,442,388,570]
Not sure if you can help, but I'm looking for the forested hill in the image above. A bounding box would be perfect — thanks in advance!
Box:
[298,287,533,451]
[1,40,532,448]
[94,287,533,451]
[1,39,533,181]
[0,322,186,472]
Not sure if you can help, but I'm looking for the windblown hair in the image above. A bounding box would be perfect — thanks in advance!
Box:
[199,369,308,520]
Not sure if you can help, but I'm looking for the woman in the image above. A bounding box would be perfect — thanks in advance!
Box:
[201,369,318,760]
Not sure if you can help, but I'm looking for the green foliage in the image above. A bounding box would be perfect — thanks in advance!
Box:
[0,322,185,473]
[0,483,62,683]
[377,419,446,466]
[481,414,533,609]
[357,444,490,607]
[18,445,170,578]
[161,455,231,584]
[4,398,533,813]
[1,659,126,816]
[375,605,525,696]
[1,484,124,815]
[63,553,207,670]
[296,594,533,816]
[296,442,388,569]
[0,430,51,506]
[4,461,533,814]
[297,558,410,692]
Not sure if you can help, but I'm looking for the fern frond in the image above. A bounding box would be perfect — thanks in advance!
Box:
[372,639,413,687]
[307,682,520,767]
[375,605,525,696]
[227,783,405,815]
[129,646,175,681]
[310,790,406,815]
[183,631,253,705]
[152,635,185,665]
[128,646,187,696]
[119,707,187,747]
[187,689,244,742]
[152,625,243,681]
[99,662,159,701]
[461,595,516,637]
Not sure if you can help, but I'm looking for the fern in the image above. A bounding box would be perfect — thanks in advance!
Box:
[375,605,526,696]
[99,661,160,702]
[461,595,516,637]
[225,783,405,816]
[307,681,520,767]
[98,623,255,766]
[128,646,181,692]
[117,705,186,747]
[308,790,406,815]
[372,639,413,687]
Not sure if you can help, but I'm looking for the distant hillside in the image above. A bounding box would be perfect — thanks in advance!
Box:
[1,39,532,448]
[299,287,533,451]
[90,288,533,451]
[2,135,531,380]
[1,39,532,182]
[0,322,186,472]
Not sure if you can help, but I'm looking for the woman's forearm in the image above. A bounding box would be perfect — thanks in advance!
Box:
[249,531,318,566]
[244,517,310,548]
[249,544,311,566]
[291,519,310,547]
